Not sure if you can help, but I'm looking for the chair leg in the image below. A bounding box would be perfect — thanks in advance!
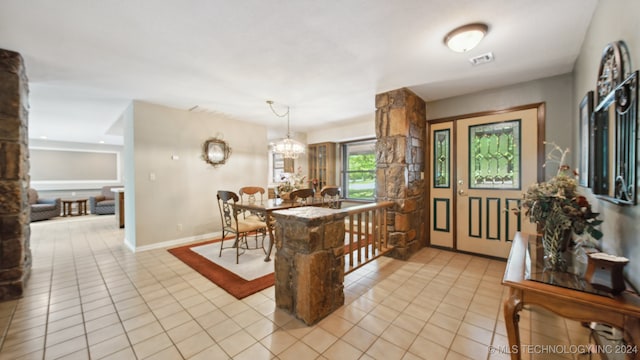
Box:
[219,229,242,259]
[254,231,260,249]
[219,230,226,258]
[235,233,244,264]
[220,229,265,263]
[235,232,250,264]
[236,233,240,264]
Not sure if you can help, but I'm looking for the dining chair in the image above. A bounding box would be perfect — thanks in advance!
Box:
[289,188,315,204]
[239,186,266,222]
[216,190,268,264]
[320,186,341,209]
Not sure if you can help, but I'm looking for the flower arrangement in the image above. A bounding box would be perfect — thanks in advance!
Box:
[516,142,602,271]
[309,178,319,192]
[276,166,307,195]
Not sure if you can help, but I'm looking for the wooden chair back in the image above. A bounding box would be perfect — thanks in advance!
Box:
[216,190,240,231]
[289,188,315,203]
[320,186,341,209]
[216,190,267,264]
[238,186,266,221]
[239,186,265,204]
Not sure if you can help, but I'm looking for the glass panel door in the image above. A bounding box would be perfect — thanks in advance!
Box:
[456,108,539,258]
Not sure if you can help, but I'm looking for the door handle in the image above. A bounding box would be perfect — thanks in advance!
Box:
[457,180,467,196]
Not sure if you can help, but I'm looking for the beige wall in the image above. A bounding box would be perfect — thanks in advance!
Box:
[573,0,640,290]
[426,73,574,180]
[30,149,117,181]
[130,101,269,249]
[306,113,375,144]
[28,139,123,191]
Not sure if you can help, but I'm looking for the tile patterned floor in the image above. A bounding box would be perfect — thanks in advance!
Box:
[0,216,601,359]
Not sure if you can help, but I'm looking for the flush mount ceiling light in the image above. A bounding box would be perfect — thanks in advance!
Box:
[267,100,306,159]
[444,23,488,52]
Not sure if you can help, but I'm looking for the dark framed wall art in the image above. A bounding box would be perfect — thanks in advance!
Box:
[579,90,593,187]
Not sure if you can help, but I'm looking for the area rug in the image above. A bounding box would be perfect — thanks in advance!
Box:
[168,237,274,299]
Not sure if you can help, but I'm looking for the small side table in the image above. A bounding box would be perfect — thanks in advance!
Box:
[61,198,88,216]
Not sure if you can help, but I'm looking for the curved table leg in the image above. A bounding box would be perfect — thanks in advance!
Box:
[264,211,274,262]
[504,288,524,360]
[623,317,640,360]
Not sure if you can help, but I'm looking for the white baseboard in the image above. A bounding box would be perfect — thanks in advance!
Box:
[132,231,223,252]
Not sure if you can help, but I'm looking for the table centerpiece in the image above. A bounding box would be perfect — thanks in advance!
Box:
[276,166,307,200]
[517,142,603,272]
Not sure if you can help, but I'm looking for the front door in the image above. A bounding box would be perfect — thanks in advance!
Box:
[455,107,540,258]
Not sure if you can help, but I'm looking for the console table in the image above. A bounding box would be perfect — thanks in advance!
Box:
[503,232,640,360]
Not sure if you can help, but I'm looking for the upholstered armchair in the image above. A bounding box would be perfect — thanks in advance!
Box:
[28,188,61,222]
[89,186,117,215]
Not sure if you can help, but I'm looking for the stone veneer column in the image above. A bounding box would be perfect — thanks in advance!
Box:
[273,206,347,325]
[375,88,426,260]
[0,49,31,301]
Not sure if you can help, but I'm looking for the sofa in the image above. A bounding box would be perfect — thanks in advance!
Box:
[28,188,61,222]
[89,186,117,215]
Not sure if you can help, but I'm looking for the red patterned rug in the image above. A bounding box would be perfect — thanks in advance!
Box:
[168,232,372,299]
[168,238,274,299]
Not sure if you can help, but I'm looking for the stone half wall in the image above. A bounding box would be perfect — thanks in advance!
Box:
[273,206,347,325]
[0,49,31,301]
[375,88,426,260]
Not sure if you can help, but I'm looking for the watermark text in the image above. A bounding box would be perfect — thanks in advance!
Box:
[489,344,638,355]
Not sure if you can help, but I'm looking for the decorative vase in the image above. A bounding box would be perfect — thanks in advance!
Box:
[541,227,572,272]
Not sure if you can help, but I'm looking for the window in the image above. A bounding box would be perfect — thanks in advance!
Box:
[342,139,376,200]
[272,152,294,183]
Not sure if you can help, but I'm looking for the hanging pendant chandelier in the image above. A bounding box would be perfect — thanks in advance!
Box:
[267,100,305,159]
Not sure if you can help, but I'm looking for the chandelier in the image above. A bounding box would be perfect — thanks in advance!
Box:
[267,100,305,159]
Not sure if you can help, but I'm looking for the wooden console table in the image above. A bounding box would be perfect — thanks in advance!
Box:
[503,232,640,360]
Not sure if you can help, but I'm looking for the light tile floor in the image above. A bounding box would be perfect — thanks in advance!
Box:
[0,216,602,360]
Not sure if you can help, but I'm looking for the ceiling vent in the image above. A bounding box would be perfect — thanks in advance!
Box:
[469,52,494,66]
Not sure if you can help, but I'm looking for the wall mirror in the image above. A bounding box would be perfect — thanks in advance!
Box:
[590,41,638,205]
[202,137,231,167]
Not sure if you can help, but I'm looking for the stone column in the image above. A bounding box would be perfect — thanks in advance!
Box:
[273,206,347,325]
[0,49,31,301]
[375,88,426,260]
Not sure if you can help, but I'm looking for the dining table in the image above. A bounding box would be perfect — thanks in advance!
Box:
[233,197,326,261]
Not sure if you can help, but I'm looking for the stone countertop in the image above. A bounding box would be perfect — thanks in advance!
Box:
[272,206,346,224]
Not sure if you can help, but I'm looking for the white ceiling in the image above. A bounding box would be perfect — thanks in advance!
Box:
[0,0,597,145]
